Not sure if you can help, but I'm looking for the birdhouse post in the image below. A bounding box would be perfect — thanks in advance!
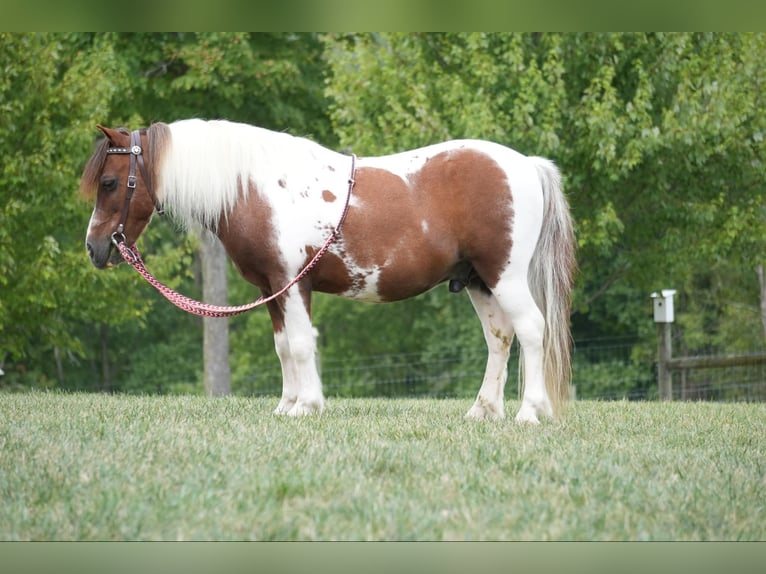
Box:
[651,290,676,401]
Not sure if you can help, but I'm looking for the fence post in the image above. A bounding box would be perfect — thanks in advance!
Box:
[657,322,673,400]
[651,290,676,401]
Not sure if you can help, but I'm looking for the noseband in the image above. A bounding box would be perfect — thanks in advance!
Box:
[106,130,164,247]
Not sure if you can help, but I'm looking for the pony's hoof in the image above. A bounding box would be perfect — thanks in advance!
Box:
[286,399,324,417]
[514,399,553,424]
[273,397,296,415]
[514,411,541,424]
[464,400,504,421]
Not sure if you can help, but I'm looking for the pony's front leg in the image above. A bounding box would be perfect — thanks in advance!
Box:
[272,327,299,415]
[268,289,325,416]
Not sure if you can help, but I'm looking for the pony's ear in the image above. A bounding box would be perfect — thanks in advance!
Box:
[97,125,129,147]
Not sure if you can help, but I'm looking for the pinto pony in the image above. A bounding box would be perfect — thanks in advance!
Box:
[82,119,575,423]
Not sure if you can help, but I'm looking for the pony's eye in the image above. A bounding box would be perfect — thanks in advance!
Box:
[101,177,118,192]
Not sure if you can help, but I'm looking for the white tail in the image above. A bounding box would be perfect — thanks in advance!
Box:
[527,157,576,416]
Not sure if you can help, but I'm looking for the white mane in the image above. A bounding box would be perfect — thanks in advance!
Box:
[157,119,312,230]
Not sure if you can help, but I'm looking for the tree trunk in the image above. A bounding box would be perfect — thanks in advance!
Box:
[200,232,232,396]
[100,323,111,392]
[53,345,64,386]
[758,265,766,343]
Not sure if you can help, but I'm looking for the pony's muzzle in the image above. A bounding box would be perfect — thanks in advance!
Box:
[86,238,122,269]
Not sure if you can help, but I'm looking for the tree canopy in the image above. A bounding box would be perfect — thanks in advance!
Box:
[326,33,766,340]
[2,32,764,397]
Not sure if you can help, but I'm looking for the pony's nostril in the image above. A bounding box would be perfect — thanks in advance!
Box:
[86,242,94,259]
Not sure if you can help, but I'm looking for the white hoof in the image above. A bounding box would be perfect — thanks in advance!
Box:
[465,398,504,421]
[514,400,552,424]
[286,397,324,416]
[514,408,541,424]
[273,396,296,416]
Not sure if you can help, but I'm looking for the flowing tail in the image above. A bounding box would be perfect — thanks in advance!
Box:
[527,157,576,417]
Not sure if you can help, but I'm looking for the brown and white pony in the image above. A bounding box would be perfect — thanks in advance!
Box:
[82,119,575,423]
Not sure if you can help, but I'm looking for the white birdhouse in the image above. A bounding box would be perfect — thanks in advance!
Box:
[650,289,676,323]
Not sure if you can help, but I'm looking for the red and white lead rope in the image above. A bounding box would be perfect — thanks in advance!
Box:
[115,155,356,318]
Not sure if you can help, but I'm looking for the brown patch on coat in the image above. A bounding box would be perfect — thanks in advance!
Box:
[322,190,337,202]
[321,149,514,301]
[215,178,289,332]
[304,247,351,293]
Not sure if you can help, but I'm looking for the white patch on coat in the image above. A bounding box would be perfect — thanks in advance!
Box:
[160,119,353,277]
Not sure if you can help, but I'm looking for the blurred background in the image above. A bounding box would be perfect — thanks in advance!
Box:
[2,32,765,401]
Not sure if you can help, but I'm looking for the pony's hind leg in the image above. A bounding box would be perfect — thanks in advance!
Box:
[268,288,325,416]
[493,277,552,424]
[465,286,515,421]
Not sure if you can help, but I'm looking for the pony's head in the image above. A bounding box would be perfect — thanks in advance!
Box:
[82,124,169,268]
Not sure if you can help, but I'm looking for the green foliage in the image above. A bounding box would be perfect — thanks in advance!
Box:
[3,33,766,398]
[107,32,335,143]
[326,32,766,354]
[573,355,656,401]
[1,33,335,393]
[0,33,148,362]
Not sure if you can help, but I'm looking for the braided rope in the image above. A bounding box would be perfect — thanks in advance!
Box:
[116,156,356,318]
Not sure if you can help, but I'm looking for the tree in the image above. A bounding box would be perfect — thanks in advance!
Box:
[1,33,334,392]
[0,33,153,383]
[7,33,764,397]
[200,231,231,396]
[324,33,766,355]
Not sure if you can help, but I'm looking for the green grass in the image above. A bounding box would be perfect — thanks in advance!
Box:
[1,392,764,540]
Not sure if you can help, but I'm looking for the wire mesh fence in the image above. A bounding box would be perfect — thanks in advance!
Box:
[234,336,766,402]
[237,348,492,398]
[670,359,766,402]
[107,336,766,400]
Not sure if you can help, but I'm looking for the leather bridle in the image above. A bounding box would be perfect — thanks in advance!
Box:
[106,129,164,247]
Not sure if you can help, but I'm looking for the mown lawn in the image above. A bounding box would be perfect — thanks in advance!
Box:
[1,392,764,540]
